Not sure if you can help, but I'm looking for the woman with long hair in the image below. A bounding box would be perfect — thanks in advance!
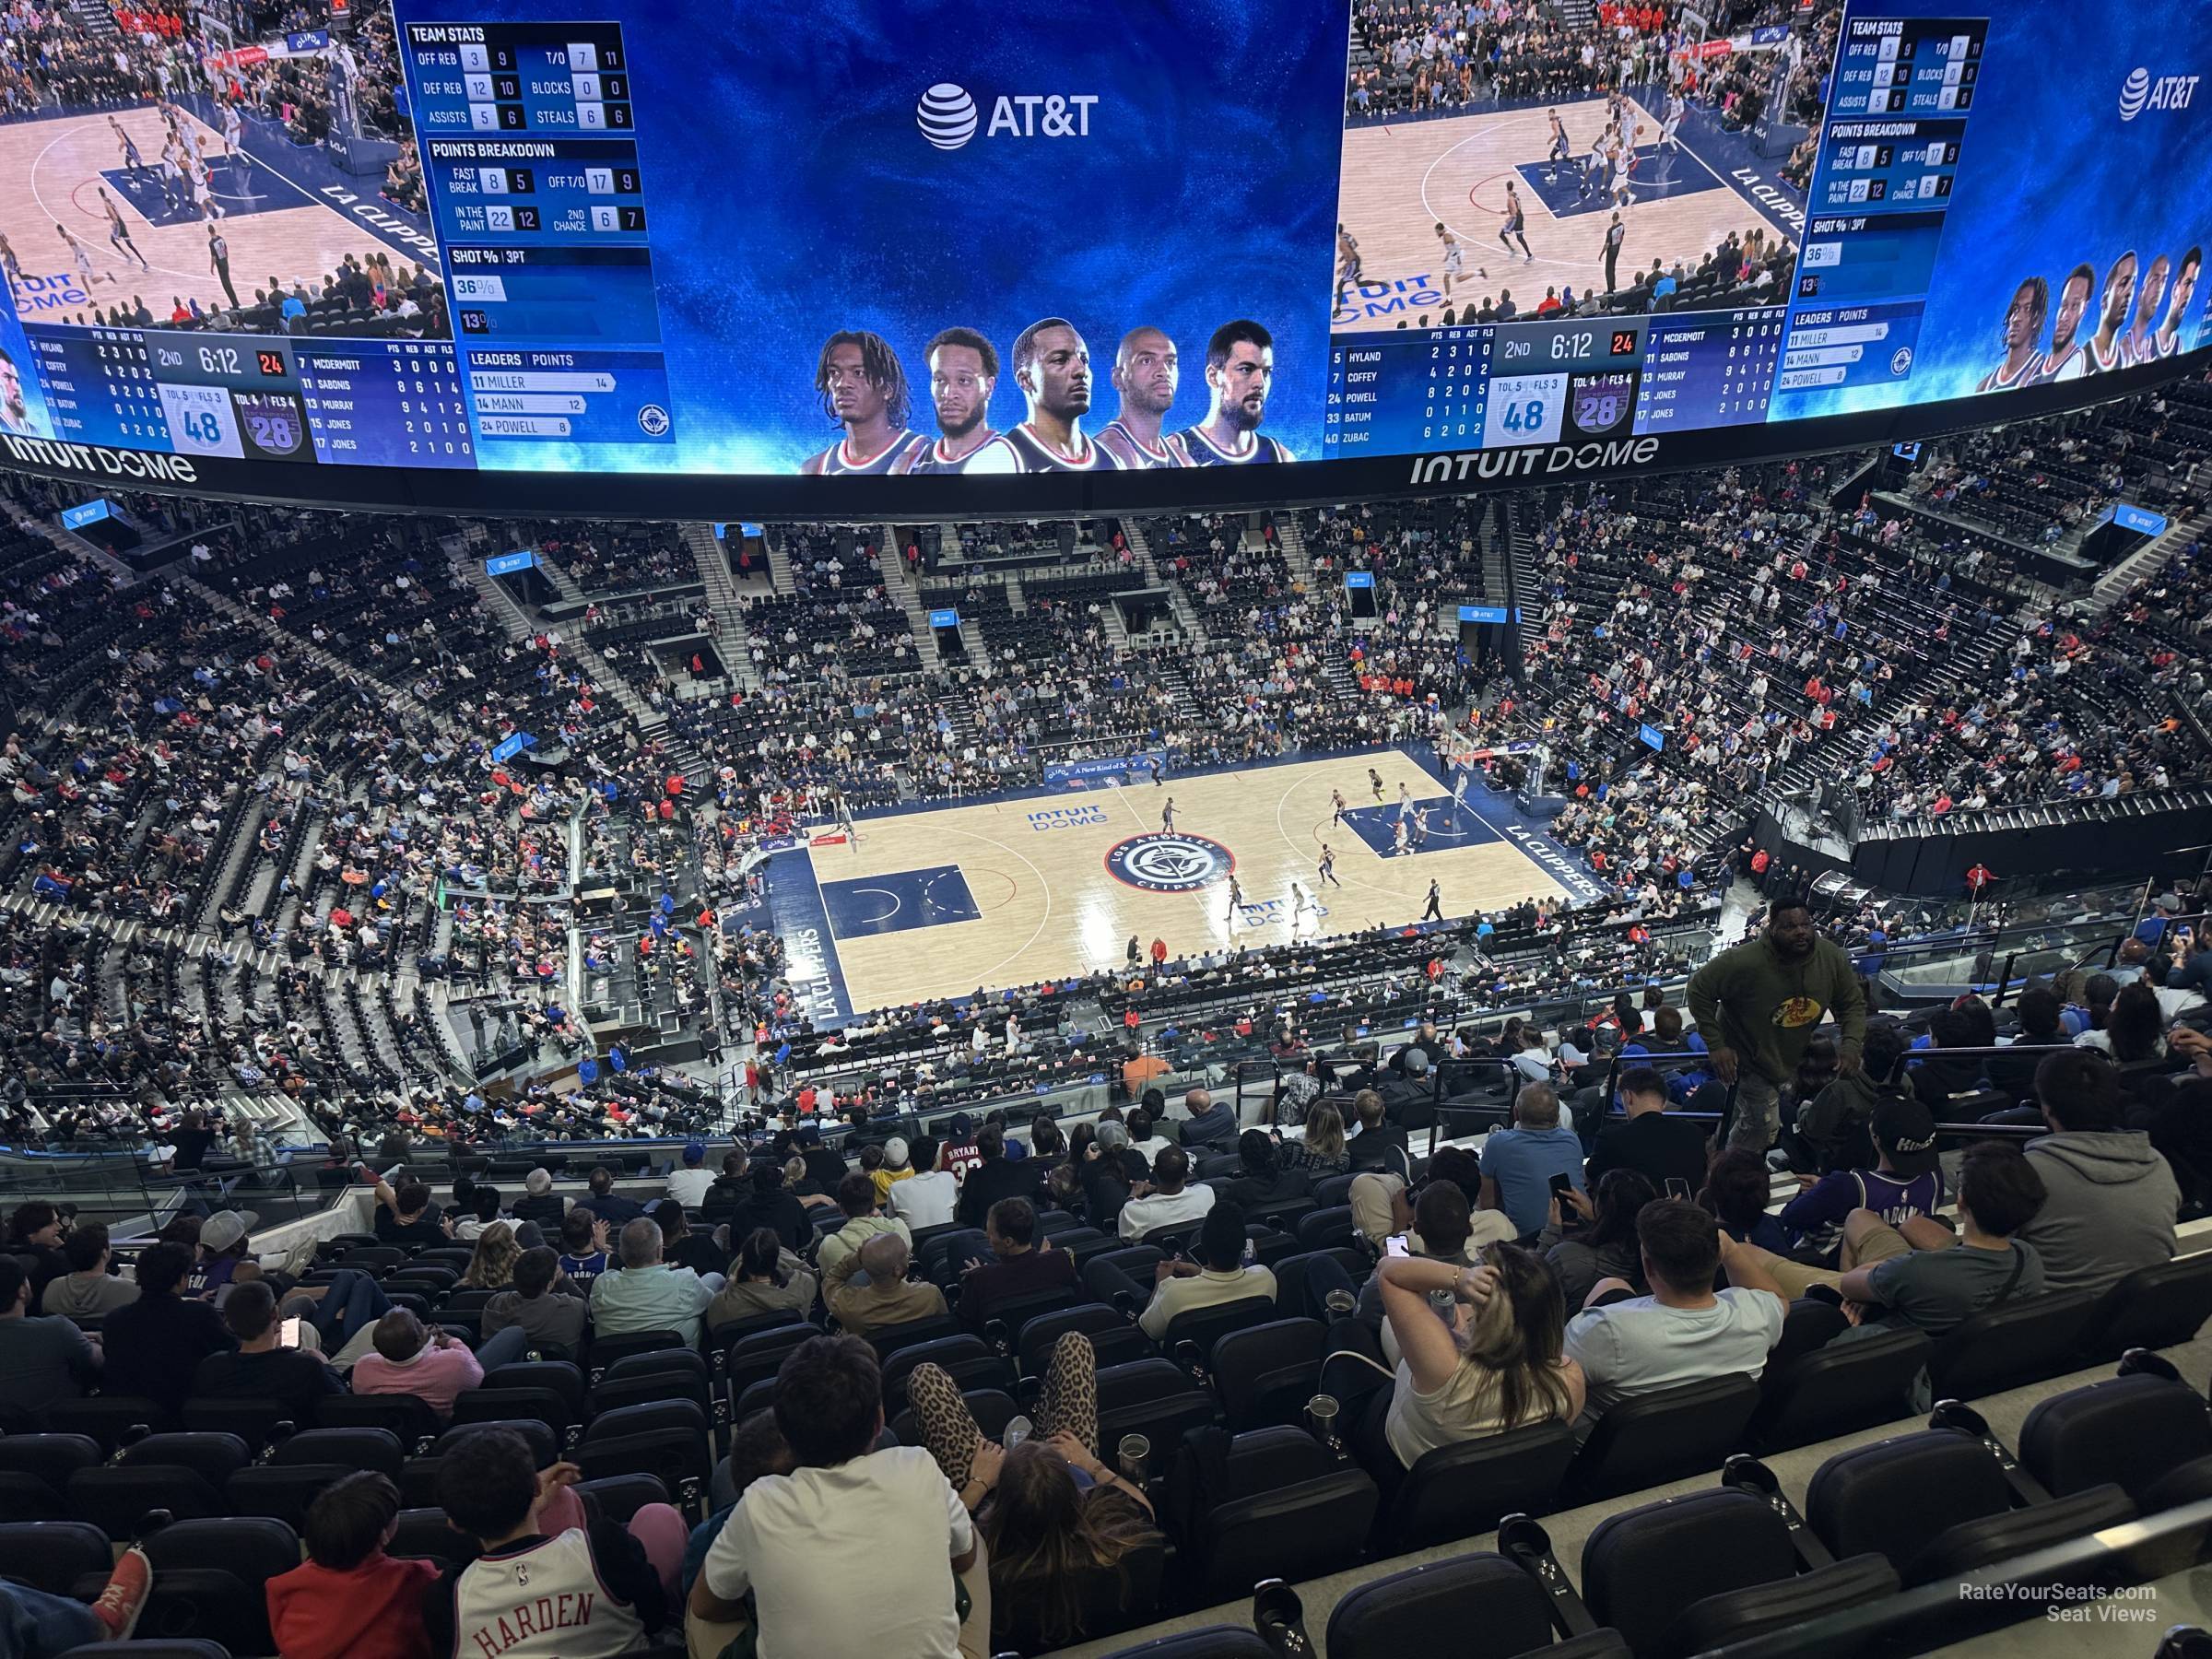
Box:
[706,1226,818,1331]
[1373,1243,1584,1470]
[1278,1100,1350,1176]
[2080,982,2167,1064]
[1540,1169,1654,1313]
[459,1221,519,1288]
[909,1331,1160,1650]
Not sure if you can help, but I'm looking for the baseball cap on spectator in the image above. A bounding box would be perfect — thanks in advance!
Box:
[1095,1120,1131,1152]
[199,1211,255,1252]
[884,1137,910,1171]
[525,1169,554,1196]
[683,1141,706,1166]
[1872,1097,1939,1178]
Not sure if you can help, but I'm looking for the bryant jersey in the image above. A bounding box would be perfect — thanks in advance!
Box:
[802,429,924,476]
[1175,425,1294,465]
[970,423,1123,472]
[447,1528,646,1659]
[900,431,996,474]
[1099,418,1183,468]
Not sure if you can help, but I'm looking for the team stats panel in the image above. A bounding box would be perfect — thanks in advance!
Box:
[400,19,676,454]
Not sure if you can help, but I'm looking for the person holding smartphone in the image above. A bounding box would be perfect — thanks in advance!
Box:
[1476,1083,1585,1242]
[1583,1067,1712,1196]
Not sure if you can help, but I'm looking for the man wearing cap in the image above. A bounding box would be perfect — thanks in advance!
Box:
[667,1143,715,1208]
[872,1136,916,1207]
[1755,1095,1945,1297]
[1688,898,1866,1152]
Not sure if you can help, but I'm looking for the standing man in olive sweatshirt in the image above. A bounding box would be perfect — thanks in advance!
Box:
[1688,899,1866,1153]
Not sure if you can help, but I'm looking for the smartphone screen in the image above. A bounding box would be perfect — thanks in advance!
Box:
[1384,1233,1410,1258]
[279,1316,302,1349]
[1547,1172,1575,1198]
[1665,1178,1692,1201]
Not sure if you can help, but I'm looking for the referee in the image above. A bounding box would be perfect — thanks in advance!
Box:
[1603,211,1625,294]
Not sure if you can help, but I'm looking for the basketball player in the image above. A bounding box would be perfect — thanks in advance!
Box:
[157,136,185,210]
[221,100,246,173]
[1611,137,1637,213]
[1545,108,1570,181]
[1973,276,2045,393]
[1396,781,1412,819]
[1435,222,1465,299]
[57,223,111,287]
[1330,787,1348,828]
[1422,879,1442,922]
[189,155,223,222]
[1451,769,1468,812]
[1392,818,1410,856]
[1498,180,1532,261]
[1290,882,1312,930]
[2027,265,2094,384]
[2081,251,2137,375]
[1317,845,1343,888]
[97,189,148,270]
[798,330,922,475]
[894,325,999,473]
[1174,320,1293,465]
[1412,806,1430,848]
[2154,248,2201,359]
[2121,253,2171,367]
[1160,795,1177,833]
[1098,325,1185,468]
[109,115,144,175]
[964,318,1122,472]
[1225,875,1244,924]
[1660,88,1686,153]
[1368,766,1384,803]
[1335,223,1364,312]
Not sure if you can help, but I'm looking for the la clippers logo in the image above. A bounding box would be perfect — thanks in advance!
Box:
[915,83,1098,151]
[1105,832,1234,893]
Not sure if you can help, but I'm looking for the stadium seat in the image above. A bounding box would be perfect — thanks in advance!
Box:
[69,1453,241,1540]
[276,1427,403,1476]
[1160,1297,1279,1376]
[47,1644,233,1658]
[1326,1552,1630,1659]
[1745,1325,1931,1453]
[1560,1373,1761,1503]
[180,1399,292,1453]
[1097,1628,1277,1657]
[890,1389,1021,1451]
[225,1463,349,1528]
[45,1397,173,1453]
[573,1473,674,1525]
[2018,1372,2212,1508]
[2076,1255,2212,1359]
[576,1427,713,1523]
[1295,1206,1360,1253]
[720,1323,820,1403]
[1924,1290,2099,1399]
[390,1506,480,1568]
[705,1311,803,1376]
[1172,1426,1378,1606]
[1210,1318,1327,1431]
[1018,1302,1153,1375]
[878,1335,1014,1415]
[0,1434,102,1512]
[314,1392,441,1452]
[1375,1421,1579,1554]
[452,1386,578,1448]
[0,1518,112,1594]
[585,1328,686,1383]
[1582,1488,1898,1659]
[433,1418,559,1467]
[1806,1429,2136,1584]
[1268,1247,1371,1318]
[134,1514,300,1655]
[1097,1359,1220,1480]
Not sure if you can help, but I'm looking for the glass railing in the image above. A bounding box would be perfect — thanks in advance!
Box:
[0,1147,339,1240]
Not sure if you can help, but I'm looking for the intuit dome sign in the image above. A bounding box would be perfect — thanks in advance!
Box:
[1407,436,1663,485]
[0,436,200,482]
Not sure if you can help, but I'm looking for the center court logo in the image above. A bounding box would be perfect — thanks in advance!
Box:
[2120,66,2200,121]
[1104,832,1234,893]
[915,84,1098,150]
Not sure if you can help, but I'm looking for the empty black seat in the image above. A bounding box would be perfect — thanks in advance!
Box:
[390,1505,480,1568]
[585,1328,685,1382]
[1562,1373,1761,1503]
[1160,1296,1278,1366]
[1747,1326,1930,1453]
[1096,1627,1276,1657]
[0,1518,111,1594]
[1328,1551,1630,1659]
[1096,1359,1218,1480]
[45,1396,173,1453]
[1377,1420,1579,1553]
[137,1514,300,1655]
[0,1434,101,1508]
[2077,1255,2212,1358]
[1924,1290,2098,1399]
[2020,1372,2212,1506]
[1212,1318,1326,1431]
[891,1389,1020,1451]
[315,1392,441,1452]
[1176,1427,1379,1606]
[1583,1488,1898,1659]
[1018,1302,1151,1375]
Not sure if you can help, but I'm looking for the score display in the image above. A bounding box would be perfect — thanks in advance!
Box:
[0,0,2203,512]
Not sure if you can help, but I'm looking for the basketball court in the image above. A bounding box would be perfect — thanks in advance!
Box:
[760,750,1599,1024]
[0,106,425,320]
[1335,94,1785,329]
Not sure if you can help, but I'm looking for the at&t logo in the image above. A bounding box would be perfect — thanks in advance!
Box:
[915,83,1098,151]
[1104,832,1234,893]
[2120,66,2200,121]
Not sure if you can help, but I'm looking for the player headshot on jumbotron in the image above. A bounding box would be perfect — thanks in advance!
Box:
[2154,247,2201,359]
[961,318,1121,472]
[894,326,1000,475]
[2081,250,2137,375]
[799,329,923,476]
[1097,326,1185,468]
[2028,263,2095,385]
[1174,320,1293,465]
[2120,252,2171,368]
[1974,276,2046,393]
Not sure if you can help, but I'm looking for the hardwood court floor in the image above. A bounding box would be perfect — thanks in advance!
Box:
[1335,96,1771,329]
[807,753,1566,1013]
[0,108,399,318]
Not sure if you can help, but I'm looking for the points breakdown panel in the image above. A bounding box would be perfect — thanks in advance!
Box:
[401,20,676,454]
